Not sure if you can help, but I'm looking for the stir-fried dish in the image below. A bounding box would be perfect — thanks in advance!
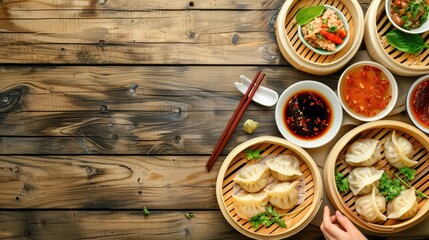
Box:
[390,0,429,29]
[301,8,347,52]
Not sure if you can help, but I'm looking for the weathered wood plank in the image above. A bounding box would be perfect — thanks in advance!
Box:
[0,210,324,240]
[0,0,370,11]
[0,9,281,64]
[0,155,220,209]
[0,111,277,154]
[0,0,284,11]
[0,211,245,239]
[0,66,337,112]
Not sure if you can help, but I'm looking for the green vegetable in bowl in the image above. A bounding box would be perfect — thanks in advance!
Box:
[386,29,429,54]
[389,0,429,29]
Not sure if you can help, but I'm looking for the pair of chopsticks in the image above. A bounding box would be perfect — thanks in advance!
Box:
[206,70,266,171]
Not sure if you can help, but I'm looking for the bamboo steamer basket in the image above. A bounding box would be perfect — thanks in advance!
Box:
[216,136,323,239]
[323,120,429,233]
[274,0,364,75]
[365,0,429,76]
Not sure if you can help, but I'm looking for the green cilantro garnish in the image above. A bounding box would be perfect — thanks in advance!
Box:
[328,26,338,32]
[335,171,349,194]
[143,206,150,216]
[185,213,194,219]
[250,206,287,229]
[245,148,263,160]
[379,173,405,202]
[398,167,416,181]
[394,172,429,199]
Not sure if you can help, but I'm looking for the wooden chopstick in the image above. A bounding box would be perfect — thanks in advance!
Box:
[206,71,265,171]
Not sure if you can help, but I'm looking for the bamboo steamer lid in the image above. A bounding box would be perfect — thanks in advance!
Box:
[275,0,364,75]
[365,0,429,76]
[323,120,429,233]
[216,136,323,239]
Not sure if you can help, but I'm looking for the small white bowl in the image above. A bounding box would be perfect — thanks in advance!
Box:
[385,0,429,34]
[275,81,343,148]
[337,61,398,122]
[297,5,350,55]
[406,74,429,134]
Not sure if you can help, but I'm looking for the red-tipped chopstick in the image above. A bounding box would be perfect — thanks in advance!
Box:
[206,71,265,171]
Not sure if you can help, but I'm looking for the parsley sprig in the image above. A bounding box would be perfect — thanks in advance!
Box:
[250,206,287,229]
[379,172,404,202]
[245,148,263,160]
[395,167,429,199]
[335,171,349,194]
[143,206,150,216]
[379,167,429,201]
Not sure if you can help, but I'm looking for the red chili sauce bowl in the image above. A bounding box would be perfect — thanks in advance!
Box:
[337,61,398,122]
[407,74,429,134]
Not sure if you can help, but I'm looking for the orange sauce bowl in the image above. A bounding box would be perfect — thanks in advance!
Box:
[337,61,398,122]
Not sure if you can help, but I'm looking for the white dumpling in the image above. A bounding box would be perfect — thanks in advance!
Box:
[265,181,299,210]
[355,188,387,223]
[232,191,268,220]
[387,188,419,220]
[266,155,302,181]
[384,131,418,169]
[233,164,269,192]
[345,139,381,167]
[348,166,384,195]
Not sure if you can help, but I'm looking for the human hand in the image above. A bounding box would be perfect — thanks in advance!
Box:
[320,205,367,240]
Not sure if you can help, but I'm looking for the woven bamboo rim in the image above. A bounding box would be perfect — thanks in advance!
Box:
[323,120,429,233]
[216,136,323,239]
[364,0,429,76]
[275,0,364,75]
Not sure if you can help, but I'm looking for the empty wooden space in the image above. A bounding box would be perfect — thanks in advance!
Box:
[4,1,428,240]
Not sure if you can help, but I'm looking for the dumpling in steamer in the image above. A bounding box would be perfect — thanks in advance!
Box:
[233,164,269,192]
[387,188,418,220]
[348,166,384,195]
[266,155,302,181]
[232,191,268,220]
[345,139,381,167]
[384,131,418,169]
[265,181,299,210]
[355,188,387,223]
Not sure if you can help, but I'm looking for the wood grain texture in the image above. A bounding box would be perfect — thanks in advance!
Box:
[0,155,219,209]
[0,0,283,11]
[0,65,339,154]
[0,1,370,64]
[0,210,324,240]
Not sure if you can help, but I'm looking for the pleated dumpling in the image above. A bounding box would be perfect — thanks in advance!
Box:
[355,188,387,223]
[266,155,302,181]
[265,181,299,210]
[387,188,418,220]
[345,139,381,167]
[384,131,418,169]
[233,164,269,192]
[348,166,384,195]
[232,191,268,220]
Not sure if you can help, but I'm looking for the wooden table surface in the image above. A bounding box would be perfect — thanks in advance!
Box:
[3,0,424,239]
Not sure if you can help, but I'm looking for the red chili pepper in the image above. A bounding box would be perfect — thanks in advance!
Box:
[320,30,344,44]
[337,28,347,39]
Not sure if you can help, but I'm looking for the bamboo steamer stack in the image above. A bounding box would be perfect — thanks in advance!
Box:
[365,0,429,76]
[323,121,429,233]
[216,136,323,239]
[274,0,364,75]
